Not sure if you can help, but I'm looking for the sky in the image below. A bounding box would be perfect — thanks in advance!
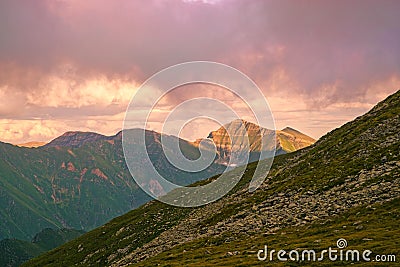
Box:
[0,0,399,144]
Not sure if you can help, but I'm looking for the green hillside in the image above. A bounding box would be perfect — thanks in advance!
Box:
[0,228,84,267]
[25,91,399,266]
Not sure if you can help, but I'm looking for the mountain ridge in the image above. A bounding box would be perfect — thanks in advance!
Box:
[43,121,314,152]
[44,131,112,148]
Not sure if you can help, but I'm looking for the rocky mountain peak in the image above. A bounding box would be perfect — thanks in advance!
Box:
[202,119,315,165]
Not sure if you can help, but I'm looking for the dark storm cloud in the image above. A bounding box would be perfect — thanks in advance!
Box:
[1,0,399,89]
[1,0,399,106]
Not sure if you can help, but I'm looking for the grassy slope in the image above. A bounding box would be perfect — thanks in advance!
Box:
[24,91,400,266]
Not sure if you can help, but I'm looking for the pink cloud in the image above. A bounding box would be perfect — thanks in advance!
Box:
[0,0,399,142]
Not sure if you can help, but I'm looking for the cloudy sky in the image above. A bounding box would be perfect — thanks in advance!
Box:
[0,0,399,144]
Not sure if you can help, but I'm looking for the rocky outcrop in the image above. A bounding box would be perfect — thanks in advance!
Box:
[195,119,315,165]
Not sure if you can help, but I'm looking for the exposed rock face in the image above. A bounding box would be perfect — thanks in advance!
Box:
[197,119,315,165]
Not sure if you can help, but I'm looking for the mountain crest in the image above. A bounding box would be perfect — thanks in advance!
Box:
[44,131,109,148]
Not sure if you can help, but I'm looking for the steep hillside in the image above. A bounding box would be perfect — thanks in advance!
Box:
[0,228,84,267]
[0,130,225,240]
[25,91,399,266]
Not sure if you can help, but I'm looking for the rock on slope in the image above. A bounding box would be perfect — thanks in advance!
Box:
[25,90,399,266]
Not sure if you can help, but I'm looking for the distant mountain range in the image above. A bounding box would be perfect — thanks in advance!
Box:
[24,91,399,267]
[18,121,315,157]
[0,121,313,243]
[0,130,222,241]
